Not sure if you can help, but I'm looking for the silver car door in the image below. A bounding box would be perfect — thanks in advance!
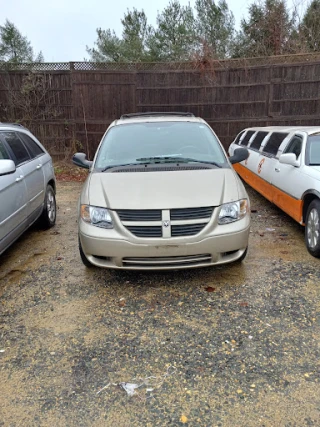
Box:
[0,137,28,249]
[2,131,45,220]
[17,132,46,217]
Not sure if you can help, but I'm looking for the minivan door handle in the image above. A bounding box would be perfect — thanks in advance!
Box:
[275,168,280,172]
[36,164,42,170]
[16,175,24,182]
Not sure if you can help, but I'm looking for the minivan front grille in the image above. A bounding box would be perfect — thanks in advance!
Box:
[117,207,213,238]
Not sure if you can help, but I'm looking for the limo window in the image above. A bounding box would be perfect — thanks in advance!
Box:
[240,130,255,146]
[306,135,320,165]
[263,132,288,156]
[250,131,268,151]
[234,130,245,145]
[283,135,302,159]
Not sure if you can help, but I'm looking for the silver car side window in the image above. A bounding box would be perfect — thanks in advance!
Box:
[1,131,30,166]
[0,139,10,159]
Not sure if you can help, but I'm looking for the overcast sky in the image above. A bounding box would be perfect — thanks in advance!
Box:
[1,0,304,62]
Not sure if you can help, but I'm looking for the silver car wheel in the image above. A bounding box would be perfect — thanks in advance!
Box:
[307,208,319,249]
[47,188,56,222]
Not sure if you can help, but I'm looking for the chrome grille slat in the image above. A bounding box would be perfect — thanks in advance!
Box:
[117,209,162,221]
[170,207,213,220]
[171,223,207,237]
[126,225,162,238]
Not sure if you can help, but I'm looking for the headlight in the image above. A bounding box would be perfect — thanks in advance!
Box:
[80,205,113,229]
[218,199,249,224]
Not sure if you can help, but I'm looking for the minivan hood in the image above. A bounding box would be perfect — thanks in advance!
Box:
[87,169,240,209]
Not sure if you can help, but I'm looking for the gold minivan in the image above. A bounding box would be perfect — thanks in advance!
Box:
[73,113,250,270]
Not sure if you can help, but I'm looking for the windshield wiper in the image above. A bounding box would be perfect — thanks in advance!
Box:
[102,157,222,171]
[135,156,222,168]
[101,162,146,172]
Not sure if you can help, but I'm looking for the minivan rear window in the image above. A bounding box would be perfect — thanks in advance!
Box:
[263,132,288,156]
[250,131,268,150]
[240,131,255,146]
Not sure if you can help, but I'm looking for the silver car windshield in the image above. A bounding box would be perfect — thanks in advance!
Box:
[94,122,228,170]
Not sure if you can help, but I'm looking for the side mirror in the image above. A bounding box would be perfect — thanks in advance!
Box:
[229,148,249,165]
[0,159,16,176]
[72,153,93,169]
[279,153,299,167]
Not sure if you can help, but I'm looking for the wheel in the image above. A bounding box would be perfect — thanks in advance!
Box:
[79,237,93,267]
[39,185,56,228]
[305,199,320,257]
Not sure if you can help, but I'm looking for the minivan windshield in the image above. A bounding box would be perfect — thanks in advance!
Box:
[94,122,228,170]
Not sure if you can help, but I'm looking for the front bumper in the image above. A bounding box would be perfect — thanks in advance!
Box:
[79,219,250,270]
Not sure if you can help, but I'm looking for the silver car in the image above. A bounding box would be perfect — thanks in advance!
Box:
[0,123,56,256]
[73,113,250,270]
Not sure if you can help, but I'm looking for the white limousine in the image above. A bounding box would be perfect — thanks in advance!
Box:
[228,126,320,257]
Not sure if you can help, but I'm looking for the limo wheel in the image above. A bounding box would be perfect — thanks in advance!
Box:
[79,237,93,267]
[39,185,56,228]
[305,200,320,257]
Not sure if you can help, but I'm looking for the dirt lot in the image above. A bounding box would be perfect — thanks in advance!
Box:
[0,179,319,427]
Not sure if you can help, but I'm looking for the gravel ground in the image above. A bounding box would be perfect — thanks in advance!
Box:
[0,181,319,427]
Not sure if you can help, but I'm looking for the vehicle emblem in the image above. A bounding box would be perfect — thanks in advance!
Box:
[258,158,265,174]
[163,220,170,228]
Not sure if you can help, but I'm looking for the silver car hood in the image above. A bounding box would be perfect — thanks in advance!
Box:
[86,168,241,209]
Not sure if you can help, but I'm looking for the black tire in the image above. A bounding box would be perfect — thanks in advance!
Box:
[305,199,320,257]
[79,237,93,267]
[236,247,248,263]
[39,185,56,229]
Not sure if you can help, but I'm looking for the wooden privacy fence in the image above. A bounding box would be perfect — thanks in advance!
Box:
[2,54,320,159]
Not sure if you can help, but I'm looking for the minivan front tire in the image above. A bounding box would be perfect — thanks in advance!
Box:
[79,237,93,267]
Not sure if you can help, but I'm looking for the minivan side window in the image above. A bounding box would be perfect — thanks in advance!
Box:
[250,131,269,151]
[234,130,245,145]
[1,132,31,165]
[19,133,44,159]
[283,135,302,159]
[263,132,288,156]
[240,130,255,146]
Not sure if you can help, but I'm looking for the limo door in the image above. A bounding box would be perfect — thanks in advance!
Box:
[243,131,270,198]
[255,153,275,202]
[257,132,291,202]
[271,134,305,223]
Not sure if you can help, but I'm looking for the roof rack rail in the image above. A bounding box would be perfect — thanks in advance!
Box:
[0,122,26,128]
[120,112,195,119]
